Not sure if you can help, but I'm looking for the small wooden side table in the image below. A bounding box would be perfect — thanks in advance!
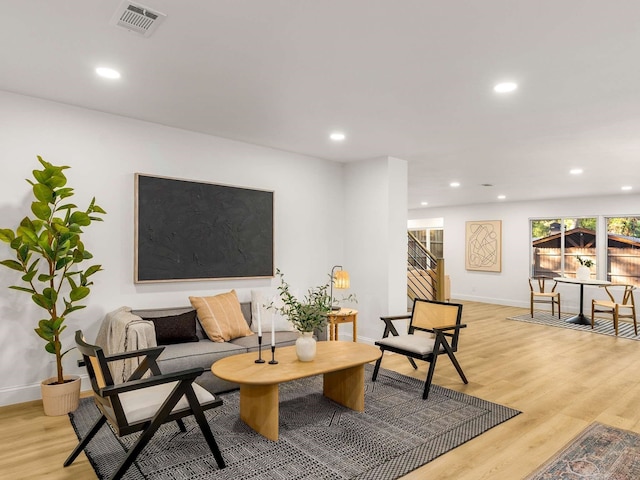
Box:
[327,308,358,342]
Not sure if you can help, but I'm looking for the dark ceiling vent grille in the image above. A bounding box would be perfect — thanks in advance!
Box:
[111,1,166,37]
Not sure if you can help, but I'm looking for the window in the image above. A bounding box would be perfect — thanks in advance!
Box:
[530,217,597,279]
[606,217,640,285]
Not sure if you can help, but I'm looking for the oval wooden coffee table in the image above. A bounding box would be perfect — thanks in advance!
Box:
[211,341,381,441]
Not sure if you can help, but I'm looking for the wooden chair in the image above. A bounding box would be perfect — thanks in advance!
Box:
[371,299,467,400]
[591,284,637,335]
[529,277,561,318]
[64,331,225,479]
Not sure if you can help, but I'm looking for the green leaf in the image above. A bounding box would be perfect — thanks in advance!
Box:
[70,286,90,301]
[0,259,24,271]
[34,327,52,342]
[38,318,56,335]
[57,203,77,211]
[32,293,53,310]
[52,223,70,235]
[85,264,102,277]
[67,275,78,290]
[48,174,67,189]
[21,270,36,283]
[63,304,86,315]
[31,201,51,220]
[10,237,22,249]
[69,211,90,226]
[9,285,35,294]
[43,287,58,304]
[0,229,15,243]
[17,244,30,262]
[33,183,54,203]
[54,188,74,199]
[45,342,56,354]
[91,204,107,214]
[52,317,65,331]
[55,256,73,270]
[37,273,54,282]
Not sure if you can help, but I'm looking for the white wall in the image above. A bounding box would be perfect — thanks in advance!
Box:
[409,194,640,312]
[344,156,407,344]
[0,91,352,405]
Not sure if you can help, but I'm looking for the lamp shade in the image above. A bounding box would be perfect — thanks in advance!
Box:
[334,270,350,289]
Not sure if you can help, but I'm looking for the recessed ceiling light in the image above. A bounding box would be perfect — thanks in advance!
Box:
[570,168,583,175]
[621,186,633,191]
[450,182,460,187]
[96,67,121,79]
[329,132,346,141]
[497,195,506,200]
[420,201,429,206]
[493,82,518,93]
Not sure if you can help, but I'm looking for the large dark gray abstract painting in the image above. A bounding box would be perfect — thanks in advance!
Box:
[135,174,273,282]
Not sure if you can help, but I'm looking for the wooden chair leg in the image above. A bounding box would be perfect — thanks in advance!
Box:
[591,301,596,330]
[176,419,187,432]
[530,294,534,318]
[64,415,107,467]
[371,354,383,381]
[110,382,192,480]
[422,356,438,400]
[185,388,225,469]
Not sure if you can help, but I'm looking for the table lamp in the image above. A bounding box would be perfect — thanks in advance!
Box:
[330,265,350,311]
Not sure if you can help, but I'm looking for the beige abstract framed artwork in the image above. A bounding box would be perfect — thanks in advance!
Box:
[465,220,502,272]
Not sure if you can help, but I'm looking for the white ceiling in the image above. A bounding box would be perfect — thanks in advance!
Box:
[2,1,639,208]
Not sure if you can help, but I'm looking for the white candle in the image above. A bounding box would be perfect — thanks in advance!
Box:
[271,313,275,346]
[256,303,262,336]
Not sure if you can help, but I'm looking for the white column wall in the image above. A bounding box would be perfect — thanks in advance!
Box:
[344,156,407,343]
[0,91,345,405]
[409,194,640,313]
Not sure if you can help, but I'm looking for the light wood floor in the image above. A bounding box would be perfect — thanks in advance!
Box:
[2,300,640,479]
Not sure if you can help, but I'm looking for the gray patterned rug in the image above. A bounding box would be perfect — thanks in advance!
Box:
[68,366,520,480]
[507,312,639,341]
[525,423,640,479]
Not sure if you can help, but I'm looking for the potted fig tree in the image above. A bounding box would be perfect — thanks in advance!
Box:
[0,156,105,415]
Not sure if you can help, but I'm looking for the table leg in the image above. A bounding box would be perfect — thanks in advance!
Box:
[566,283,590,325]
[352,315,357,342]
[239,383,279,441]
[323,364,364,411]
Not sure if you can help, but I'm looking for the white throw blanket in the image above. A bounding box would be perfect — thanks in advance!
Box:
[94,306,157,383]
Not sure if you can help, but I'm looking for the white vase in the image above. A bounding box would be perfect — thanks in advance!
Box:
[576,265,591,280]
[295,331,316,362]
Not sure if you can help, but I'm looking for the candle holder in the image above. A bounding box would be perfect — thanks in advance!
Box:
[268,345,278,364]
[255,335,265,363]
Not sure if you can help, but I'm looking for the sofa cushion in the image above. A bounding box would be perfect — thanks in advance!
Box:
[189,290,253,342]
[143,310,199,345]
[156,340,246,373]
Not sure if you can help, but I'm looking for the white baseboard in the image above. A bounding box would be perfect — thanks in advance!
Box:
[0,374,90,407]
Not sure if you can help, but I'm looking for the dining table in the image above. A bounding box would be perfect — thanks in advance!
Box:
[553,277,611,325]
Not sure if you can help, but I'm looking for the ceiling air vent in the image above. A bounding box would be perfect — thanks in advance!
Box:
[111,1,166,37]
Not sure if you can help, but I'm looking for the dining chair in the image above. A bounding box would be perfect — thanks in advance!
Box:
[529,277,561,318]
[64,331,225,480]
[371,299,466,400]
[591,284,637,335]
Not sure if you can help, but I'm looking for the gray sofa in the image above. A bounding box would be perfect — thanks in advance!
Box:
[130,303,325,393]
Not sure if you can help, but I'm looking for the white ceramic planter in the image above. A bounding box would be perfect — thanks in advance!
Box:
[40,375,81,416]
[295,332,316,362]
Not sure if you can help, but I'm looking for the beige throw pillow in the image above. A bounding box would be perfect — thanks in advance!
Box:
[189,290,253,342]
